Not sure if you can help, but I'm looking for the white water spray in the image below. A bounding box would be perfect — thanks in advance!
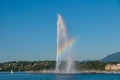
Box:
[55,14,75,73]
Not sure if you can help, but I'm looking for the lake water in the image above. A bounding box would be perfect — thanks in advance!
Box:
[0,72,120,80]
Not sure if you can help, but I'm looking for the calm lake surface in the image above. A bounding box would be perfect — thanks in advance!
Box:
[0,72,120,80]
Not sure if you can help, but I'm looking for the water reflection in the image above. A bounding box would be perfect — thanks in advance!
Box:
[55,74,73,80]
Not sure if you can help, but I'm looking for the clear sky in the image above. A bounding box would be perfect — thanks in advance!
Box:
[0,0,120,62]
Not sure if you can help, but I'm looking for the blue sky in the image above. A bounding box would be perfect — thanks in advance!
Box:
[0,0,120,62]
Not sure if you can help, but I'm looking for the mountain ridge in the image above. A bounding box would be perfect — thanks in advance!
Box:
[101,51,120,62]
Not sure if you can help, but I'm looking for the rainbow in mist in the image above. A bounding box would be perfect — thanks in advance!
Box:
[57,39,75,59]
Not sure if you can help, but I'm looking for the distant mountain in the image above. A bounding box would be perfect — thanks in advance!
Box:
[81,60,92,62]
[101,52,120,62]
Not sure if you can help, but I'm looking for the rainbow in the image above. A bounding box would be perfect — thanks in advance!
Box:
[57,39,76,59]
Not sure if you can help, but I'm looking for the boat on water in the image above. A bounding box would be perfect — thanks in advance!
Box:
[44,69,46,73]
[10,69,13,74]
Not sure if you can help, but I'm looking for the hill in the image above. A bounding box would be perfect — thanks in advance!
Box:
[101,52,120,62]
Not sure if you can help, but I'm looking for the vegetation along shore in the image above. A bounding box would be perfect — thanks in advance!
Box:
[0,61,120,73]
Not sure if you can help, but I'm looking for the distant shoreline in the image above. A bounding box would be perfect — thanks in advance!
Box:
[0,61,120,73]
[0,71,120,74]
[27,71,120,74]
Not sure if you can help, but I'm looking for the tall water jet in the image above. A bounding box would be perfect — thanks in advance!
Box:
[55,14,75,73]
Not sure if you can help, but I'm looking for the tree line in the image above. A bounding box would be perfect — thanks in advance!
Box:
[0,61,119,72]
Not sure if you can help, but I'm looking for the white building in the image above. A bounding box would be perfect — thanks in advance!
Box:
[105,63,120,71]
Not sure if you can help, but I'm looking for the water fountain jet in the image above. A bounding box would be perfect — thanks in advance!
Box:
[55,14,75,73]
